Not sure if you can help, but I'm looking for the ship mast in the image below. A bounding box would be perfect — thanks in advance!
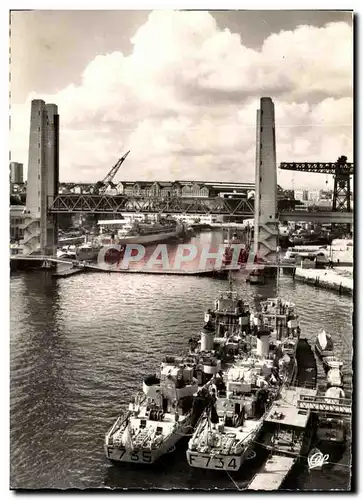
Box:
[228,269,233,292]
[276,246,280,296]
[272,247,281,337]
[227,222,233,293]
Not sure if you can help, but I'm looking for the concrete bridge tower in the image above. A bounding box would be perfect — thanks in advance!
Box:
[22,100,59,256]
[253,97,278,264]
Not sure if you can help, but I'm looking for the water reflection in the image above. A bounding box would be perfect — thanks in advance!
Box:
[10,231,353,490]
[10,273,76,488]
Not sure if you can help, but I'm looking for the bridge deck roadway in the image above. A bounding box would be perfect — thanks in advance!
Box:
[279,211,353,224]
[47,194,353,224]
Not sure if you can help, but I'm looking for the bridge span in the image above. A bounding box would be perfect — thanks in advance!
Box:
[48,193,254,216]
[279,211,353,224]
[47,194,353,224]
[21,97,352,257]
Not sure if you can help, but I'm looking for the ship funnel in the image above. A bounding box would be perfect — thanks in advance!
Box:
[239,314,250,327]
[256,332,270,357]
[142,374,161,401]
[201,330,214,351]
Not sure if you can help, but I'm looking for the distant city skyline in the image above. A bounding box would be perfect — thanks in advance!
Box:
[10,10,353,190]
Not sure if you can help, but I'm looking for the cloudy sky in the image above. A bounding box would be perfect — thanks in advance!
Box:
[10,10,353,189]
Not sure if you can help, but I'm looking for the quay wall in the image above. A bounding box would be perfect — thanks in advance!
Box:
[10,258,55,272]
[293,267,353,297]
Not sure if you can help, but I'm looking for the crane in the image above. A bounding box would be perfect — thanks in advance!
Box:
[94,150,130,194]
[280,156,353,212]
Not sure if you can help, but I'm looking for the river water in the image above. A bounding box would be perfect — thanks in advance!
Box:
[10,231,353,490]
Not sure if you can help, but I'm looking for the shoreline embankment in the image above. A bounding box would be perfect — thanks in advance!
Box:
[293,266,353,296]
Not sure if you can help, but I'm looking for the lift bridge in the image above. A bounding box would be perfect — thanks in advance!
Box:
[21,97,354,258]
[47,193,353,224]
[47,155,353,225]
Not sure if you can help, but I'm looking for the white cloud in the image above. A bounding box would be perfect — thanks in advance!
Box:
[10,11,353,188]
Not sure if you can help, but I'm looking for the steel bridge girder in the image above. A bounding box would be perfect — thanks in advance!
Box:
[280,162,354,175]
[48,194,253,217]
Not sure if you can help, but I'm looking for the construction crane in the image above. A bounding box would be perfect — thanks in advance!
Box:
[280,156,353,212]
[94,150,130,194]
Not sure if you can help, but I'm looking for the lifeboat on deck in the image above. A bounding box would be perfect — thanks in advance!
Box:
[322,356,343,371]
[326,368,343,388]
[324,386,345,402]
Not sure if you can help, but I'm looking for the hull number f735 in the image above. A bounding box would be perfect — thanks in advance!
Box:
[108,447,153,463]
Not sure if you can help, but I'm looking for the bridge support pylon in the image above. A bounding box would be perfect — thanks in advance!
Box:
[253,97,278,265]
[22,99,59,256]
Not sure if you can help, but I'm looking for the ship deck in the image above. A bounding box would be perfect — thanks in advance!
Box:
[110,408,186,450]
[129,412,182,432]
[264,387,317,428]
[190,417,262,455]
[215,310,241,316]
[263,338,318,430]
[249,339,319,490]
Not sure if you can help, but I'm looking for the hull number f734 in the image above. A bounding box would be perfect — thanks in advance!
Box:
[187,453,239,470]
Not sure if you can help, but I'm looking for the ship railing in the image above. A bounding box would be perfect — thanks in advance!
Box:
[285,381,318,390]
[218,290,239,299]
[297,394,352,415]
[194,409,212,436]
[131,391,148,407]
[108,411,131,436]
[298,394,352,405]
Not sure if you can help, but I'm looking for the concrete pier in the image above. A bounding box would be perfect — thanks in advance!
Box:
[294,267,353,296]
[247,456,296,490]
[85,265,221,277]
